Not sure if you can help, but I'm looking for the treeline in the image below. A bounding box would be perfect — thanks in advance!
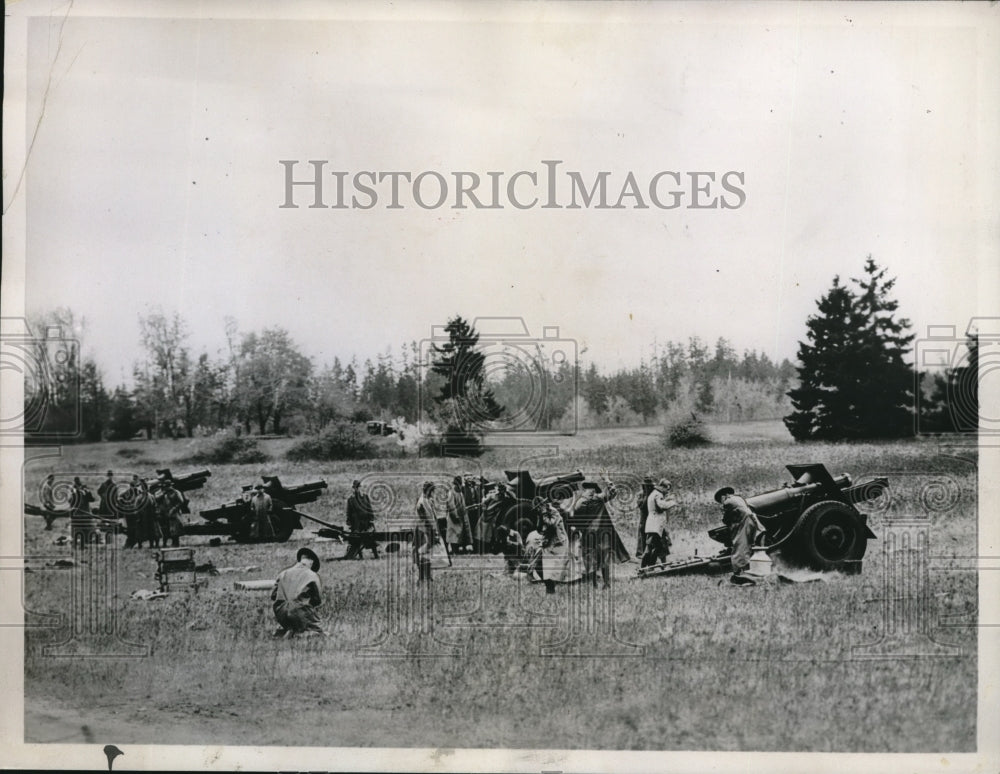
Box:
[23,309,796,443]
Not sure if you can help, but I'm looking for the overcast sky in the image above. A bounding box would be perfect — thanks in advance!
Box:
[13,3,998,384]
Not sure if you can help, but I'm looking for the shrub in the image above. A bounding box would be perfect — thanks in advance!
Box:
[664,414,712,448]
[286,422,376,461]
[186,431,269,464]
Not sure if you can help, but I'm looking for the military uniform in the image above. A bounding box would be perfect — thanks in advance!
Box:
[345,486,379,559]
[566,484,627,589]
[251,490,274,540]
[720,493,764,577]
[97,473,116,516]
[641,488,675,568]
[414,488,441,581]
[157,485,185,547]
[271,550,324,636]
[445,483,472,552]
[538,502,583,589]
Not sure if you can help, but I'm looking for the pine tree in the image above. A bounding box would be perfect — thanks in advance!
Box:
[785,259,915,440]
[430,316,504,429]
[922,333,979,433]
[849,256,916,437]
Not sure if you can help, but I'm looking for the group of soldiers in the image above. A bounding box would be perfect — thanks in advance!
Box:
[341,472,765,590]
[343,474,641,593]
[42,470,186,548]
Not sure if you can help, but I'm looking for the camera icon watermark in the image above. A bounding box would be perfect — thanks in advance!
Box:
[0,317,80,439]
[417,316,578,439]
[914,316,999,437]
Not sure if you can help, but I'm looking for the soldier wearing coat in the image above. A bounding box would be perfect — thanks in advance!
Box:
[70,477,98,542]
[157,480,185,547]
[250,484,274,540]
[715,486,766,585]
[271,547,325,637]
[636,477,655,557]
[565,481,629,590]
[641,479,676,568]
[40,474,57,530]
[97,470,116,516]
[536,499,584,593]
[414,481,441,583]
[345,480,379,559]
[122,474,141,548]
[131,477,160,548]
[445,476,473,554]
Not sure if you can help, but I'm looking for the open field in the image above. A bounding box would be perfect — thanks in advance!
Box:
[21,425,978,752]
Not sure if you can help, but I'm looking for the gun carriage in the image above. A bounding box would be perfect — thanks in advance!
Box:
[638,463,888,578]
[189,476,328,543]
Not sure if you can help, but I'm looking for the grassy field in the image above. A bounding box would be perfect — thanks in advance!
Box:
[21,424,978,752]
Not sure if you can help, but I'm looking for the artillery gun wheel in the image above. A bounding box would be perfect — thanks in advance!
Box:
[271,513,297,542]
[791,500,867,571]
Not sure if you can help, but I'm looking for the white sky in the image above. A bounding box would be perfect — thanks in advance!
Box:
[12,3,999,383]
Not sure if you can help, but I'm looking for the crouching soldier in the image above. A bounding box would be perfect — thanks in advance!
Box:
[271,547,326,637]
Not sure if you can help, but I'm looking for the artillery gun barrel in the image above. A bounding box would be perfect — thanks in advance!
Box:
[282,480,328,493]
[746,474,851,515]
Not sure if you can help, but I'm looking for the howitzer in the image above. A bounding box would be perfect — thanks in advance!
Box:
[153,468,211,493]
[504,469,585,502]
[639,463,888,579]
[193,477,328,543]
[24,468,212,526]
[150,468,212,514]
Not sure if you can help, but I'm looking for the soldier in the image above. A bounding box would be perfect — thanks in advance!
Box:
[97,470,116,516]
[70,477,97,542]
[271,547,325,637]
[251,484,274,541]
[414,481,441,583]
[475,483,511,554]
[122,475,141,548]
[134,478,160,548]
[567,481,626,590]
[641,478,675,568]
[714,487,766,586]
[345,480,379,559]
[40,474,57,530]
[636,477,655,557]
[536,498,582,593]
[445,476,473,555]
[158,480,185,547]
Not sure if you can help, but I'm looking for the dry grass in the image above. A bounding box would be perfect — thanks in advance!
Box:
[22,427,978,751]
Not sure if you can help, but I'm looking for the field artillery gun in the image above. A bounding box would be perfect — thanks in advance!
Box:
[24,468,212,531]
[148,468,211,514]
[188,476,328,543]
[638,463,888,579]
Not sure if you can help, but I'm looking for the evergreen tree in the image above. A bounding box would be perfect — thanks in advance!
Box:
[785,259,914,440]
[430,316,504,429]
[849,256,915,437]
[108,385,140,441]
[922,333,979,433]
